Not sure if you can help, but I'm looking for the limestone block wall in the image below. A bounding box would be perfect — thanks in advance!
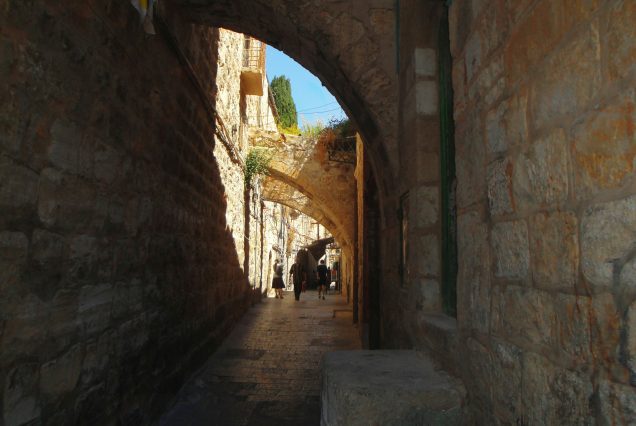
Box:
[0,2,253,424]
[380,0,445,349]
[213,29,282,298]
[245,79,277,132]
[215,29,245,152]
[449,0,636,422]
[260,201,286,294]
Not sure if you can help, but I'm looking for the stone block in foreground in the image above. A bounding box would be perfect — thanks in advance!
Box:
[321,350,466,426]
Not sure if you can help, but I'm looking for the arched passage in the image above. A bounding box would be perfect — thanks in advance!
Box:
[261,177,344,249]
[4,0,636,424]
[171,0,398,202]
[0,0,403,422]
[250,130,356,252]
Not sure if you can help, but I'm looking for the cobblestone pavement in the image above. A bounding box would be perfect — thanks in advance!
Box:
[158,291,360,426]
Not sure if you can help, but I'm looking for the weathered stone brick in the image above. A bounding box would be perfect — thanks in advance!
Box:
[31,229,66,265]
[529,211,579,291]
[415,150,439,184]
[471,0,487,18]
[505,0,600,83]
[414,48,435,77]
[449,0,473,57]
[452,57,466,109]
[116,314,150,355]
[513,129,569,210]
[492,285,600,365]
[492,285,552,346]
[45,289,77,343]
[409,233,439,278]
[415,80,437,116]
[38,168,96,231]
[456,119,486,209]
[589,293,621,368]
[464,32,482,82]
[620,257,636,294]
[597,380,636,425]
[505,0,535,24]
[78,283,114,336]
[413,277,440,312]
[81,331,114,386]
[457,211,490,333]
[581,194,636,290]
[604,1,636,81]
[40,344,83,398]
[491,220,529,279]
[572,91,636,199]
[0,155,39,216]
[529,24,601,131]
[522,352,593,424]
[93,143,126,185]
[410,185,438,228]
[491,339,522,423]
[0,231,28,292]
[111,280,144,320]
[48,120,83,174]
[626,300,636,377]
[485,89,528,155]
[69,234,97,259]
[468,56,503,105]
[487,157,514,216]
[492,285,592,365]
[0,87,30,155]
[485,101,507,155]
[460,338,494,420]
[3,363,40,426]
[1,296,47,361]
[477,0,507,60]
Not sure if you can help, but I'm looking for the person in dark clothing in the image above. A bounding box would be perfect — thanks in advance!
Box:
[317,259,328,300]
[289,260,305,301]
[272,259,285,299]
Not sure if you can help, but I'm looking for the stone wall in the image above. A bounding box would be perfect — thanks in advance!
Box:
[245,79,277,133]
[448,0,636,422]
[0,2,254,424]
[378,0,445,350]
[213,29,280,299]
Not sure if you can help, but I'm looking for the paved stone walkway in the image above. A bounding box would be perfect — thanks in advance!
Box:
[158,291,360,426]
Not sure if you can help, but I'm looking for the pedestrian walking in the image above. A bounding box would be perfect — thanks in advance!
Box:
[289,256,306,301]
[272,259,285,299]
[317,259,328,300]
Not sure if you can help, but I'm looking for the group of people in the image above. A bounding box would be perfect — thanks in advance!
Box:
[271,257,330,301]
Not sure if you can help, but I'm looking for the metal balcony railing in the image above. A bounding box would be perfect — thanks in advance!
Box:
[242,36,265,70]
[327,135,357,164]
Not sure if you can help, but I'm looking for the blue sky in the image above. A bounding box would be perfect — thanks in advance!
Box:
[266,45,346,127]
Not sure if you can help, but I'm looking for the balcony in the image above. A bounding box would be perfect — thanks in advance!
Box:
[241,36,265,96]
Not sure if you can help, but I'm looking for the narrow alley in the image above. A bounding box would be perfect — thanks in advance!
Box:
[159,292,359,426]
[2,0,636,424]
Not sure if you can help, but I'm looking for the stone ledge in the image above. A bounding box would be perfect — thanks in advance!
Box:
[321,350,466,426]
[417,314,461,376]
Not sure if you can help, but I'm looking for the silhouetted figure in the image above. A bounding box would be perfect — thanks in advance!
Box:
[272,259,285,299]
[289,262,305,301]
[317,259,328,300]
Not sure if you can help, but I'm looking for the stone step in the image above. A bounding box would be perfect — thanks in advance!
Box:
[321,350,466,426]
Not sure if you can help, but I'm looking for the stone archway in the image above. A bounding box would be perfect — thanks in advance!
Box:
[261,177,348,251]
[171,0,398,201]
[250,130,355,252]
[0,1,399,423]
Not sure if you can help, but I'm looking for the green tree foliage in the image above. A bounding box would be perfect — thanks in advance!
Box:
[244,148,272,188]
[270,75,298,130]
